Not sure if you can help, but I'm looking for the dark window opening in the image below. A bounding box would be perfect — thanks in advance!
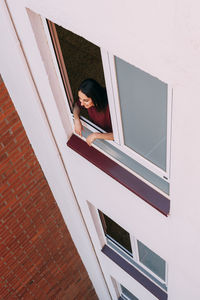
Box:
[98,211,132,254]
[47,20,106,122]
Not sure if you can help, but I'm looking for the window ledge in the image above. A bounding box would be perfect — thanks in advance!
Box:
[67,134,170,216]
[102,245,168,300]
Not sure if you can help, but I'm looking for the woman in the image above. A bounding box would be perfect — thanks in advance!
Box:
[73,79,114,146]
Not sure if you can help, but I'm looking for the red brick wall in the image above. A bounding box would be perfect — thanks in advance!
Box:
[0,76,98,300]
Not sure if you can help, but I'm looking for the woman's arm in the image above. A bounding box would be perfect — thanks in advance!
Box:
[73,102,113,145]
[86,132,114,146]
[73,103,83,136]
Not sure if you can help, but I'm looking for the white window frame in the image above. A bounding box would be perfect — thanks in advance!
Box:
[42,17,172,182]
[104,53,172,180]
[95,209,168,290]
[41,17,75,132]
[133,237,168,287]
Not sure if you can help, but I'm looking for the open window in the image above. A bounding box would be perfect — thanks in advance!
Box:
[44,19,172,194]
[47,20,108,134]
[98,210,168,292]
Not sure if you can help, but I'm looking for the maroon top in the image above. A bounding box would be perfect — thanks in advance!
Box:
[77,100,112,132]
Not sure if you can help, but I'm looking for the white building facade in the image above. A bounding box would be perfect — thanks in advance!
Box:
[1,0,200,299]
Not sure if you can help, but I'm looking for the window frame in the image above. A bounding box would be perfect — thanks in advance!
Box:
[42,17,172,185]
[95,209,168,289]
[45,19,74,111]
[41,18,75,133]
[43,19,110,134]
[105,53,172,180]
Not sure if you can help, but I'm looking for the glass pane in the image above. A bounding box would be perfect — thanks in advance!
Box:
[121,285,139,300]
[115,57,168,171]
[137,240,166,281]
[99,211,132,254]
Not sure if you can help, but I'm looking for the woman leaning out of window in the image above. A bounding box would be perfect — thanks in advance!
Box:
[73,79,114,146]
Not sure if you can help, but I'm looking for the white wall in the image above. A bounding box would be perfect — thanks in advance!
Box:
[3,0,200,298]
[25,0,200,86]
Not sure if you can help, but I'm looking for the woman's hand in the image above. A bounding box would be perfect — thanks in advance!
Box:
[86,133,97,146]
[74,118,83,136]
[86,132,113,146]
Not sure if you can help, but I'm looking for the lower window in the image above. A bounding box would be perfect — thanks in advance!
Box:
[99,210,167,291]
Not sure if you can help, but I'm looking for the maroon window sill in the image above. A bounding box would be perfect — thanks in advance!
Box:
[102,245,168,300]
[67,134,170,216]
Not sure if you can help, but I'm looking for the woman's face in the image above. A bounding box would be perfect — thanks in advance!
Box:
[78,91,94,109]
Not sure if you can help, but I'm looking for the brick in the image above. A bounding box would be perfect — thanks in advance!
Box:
[0,152,8,163]
[0,121,11,137]
[0,78,97,299]
[7,113,20,128]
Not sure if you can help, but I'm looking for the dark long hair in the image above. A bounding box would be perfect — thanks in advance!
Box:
[78,79,108,111]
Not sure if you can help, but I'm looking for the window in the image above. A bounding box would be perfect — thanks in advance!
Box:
[99,211,132,256]
[44,19,172,193]
[120,284,139,300]
[47,19,106,130]
[137,240,166,282]
[104,54,172,180]
[113,56,169,173]
[99,210,167,291]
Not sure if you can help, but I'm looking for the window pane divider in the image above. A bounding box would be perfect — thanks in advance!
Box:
[130,235,138,261]
[165,86,173,180]
[100,49,121,144]
[107,53,125,145]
